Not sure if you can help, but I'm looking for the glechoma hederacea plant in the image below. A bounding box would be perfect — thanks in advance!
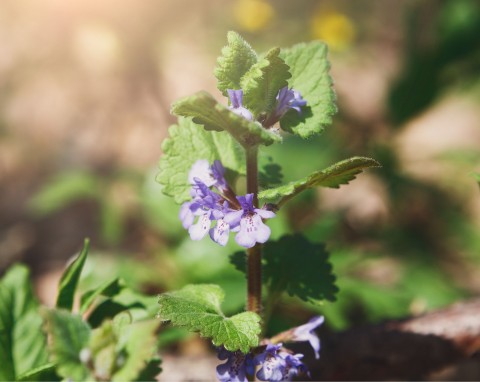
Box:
[0,31,380,382]
[156,31,380,381]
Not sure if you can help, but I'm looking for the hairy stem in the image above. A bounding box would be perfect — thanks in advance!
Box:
[246,146,262,315]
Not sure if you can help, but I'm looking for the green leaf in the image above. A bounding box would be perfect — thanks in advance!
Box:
[171,91,281,147]
[264,235,338,304]
[214,31,258,95]
[44,309,92,381]
[280,41,337,138]
[80,278,125,314]
[157,117,245,204]
[0,265,49,380]
[136,358,162,382]
[56,239,90,311]
[241,47,291,117]
[113,320,161,381]
[259,157,380,204]
[17,363,58,381]
[231,234,338,304]
[157,284,261,353]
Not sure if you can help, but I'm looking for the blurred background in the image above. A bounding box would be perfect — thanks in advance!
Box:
[1,0,479,379]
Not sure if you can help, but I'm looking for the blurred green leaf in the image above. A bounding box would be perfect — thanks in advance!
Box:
[241,47,291,117]
[157,117,245,204]
[259,161,284,189]
[29,171,99,215]
[136,358,162,382]
[44,309,92,381]
[171,91,281,147]
[279,41,337,138]
[259,157,380,204]
[113,320,161,381]
[214,31,258,96]
[80,278,125,314]
[157,284,261,353]
[99,199,125,245]
[0,265,49,380]
[17,363,58,381]
[56,239,89,311]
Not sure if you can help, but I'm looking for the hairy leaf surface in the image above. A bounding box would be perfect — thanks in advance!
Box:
[157,284,260,353]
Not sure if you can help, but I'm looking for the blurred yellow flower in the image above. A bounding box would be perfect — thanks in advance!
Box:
[233,0,274,32]
[311,9,356,51]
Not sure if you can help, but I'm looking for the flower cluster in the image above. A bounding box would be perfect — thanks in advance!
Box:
[180,159,275,248]
[228,86,307,127]
[216,316,324,382]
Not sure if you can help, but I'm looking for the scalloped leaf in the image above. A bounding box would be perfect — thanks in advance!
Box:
[259,157,380,204]
[230,234,338,305]
[280,41,337,138]
[214,31,258,96]
[241,47,291,117]
[157,284,260,353]
[171,91,281,147]
[156,117,245,204]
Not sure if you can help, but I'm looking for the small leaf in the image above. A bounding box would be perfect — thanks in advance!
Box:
[44,309,92,381]
[241,47,291,117]
[136,358,162,382]
[56,239,90,311]
[157,284,261,353]
[214,31,258,96]
[259,157,380,204]
[157,117,245,204]
[171,91,281,147]
[113,320,161,381]
[0,265,49,380]
[80,278,125,314]
[259,161,284,189]
[280,41,337,138]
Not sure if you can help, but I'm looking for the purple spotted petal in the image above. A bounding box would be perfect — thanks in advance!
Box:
[210,219,230,246]
[188,211,212,240]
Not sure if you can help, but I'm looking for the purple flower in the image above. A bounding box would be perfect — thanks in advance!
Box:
[180,179,224,240]
[216,348,254,382]
[255,344,309,381]
[275,86,307,117]
[291,316,324,359]
[209,201,232,246]
[188,159,228,191]
[225,194,275,248]
[227,89,253,121]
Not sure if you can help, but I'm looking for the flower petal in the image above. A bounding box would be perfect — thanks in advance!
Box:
[188,212,211,240]
[252,214,271,243]
[210,219,230,246]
